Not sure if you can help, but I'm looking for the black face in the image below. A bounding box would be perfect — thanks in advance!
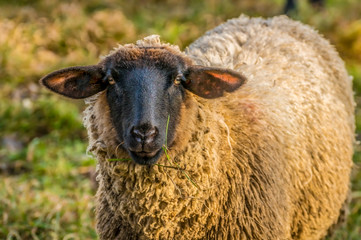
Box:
[105,51,186,165]
[40,46,246,166]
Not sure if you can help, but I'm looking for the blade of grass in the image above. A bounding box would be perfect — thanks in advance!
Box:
[162,115,201,190]
[154,163,184,170]
[165,115,170,147]
[162,146,200,190]
[107,158,132,162]
[107,158,180,170]
[164,168,183,197]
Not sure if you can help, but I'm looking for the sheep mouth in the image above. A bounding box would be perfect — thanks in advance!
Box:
[131,150,158,158]
[129,149,163,165]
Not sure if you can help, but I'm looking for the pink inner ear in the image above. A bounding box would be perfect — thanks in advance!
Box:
[48,72,79,86]
[207,72,239,85]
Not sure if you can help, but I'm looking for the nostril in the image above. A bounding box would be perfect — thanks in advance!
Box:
[146,127,158,138]
[130,125,159,143]
[131,128,143,137]
[130,127,144,143]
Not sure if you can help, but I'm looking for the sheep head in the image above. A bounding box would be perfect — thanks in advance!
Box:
[40,46,246,165]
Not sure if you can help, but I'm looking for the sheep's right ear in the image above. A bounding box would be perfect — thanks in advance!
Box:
[40,65,107,99]
[182,66,246,99]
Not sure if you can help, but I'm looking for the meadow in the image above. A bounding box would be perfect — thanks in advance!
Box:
[0,0,360,239]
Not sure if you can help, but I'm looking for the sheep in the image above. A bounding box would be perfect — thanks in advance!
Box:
[40,15,354,240]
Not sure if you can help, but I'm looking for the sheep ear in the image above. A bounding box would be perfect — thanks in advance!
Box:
[40,65,107,99]
[183,66,246,99]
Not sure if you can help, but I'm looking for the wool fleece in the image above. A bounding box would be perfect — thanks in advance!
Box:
[79,15,354,240]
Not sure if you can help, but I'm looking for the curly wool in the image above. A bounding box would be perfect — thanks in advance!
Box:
[83,15,354,240]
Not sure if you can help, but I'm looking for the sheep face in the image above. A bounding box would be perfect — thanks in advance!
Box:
[40,46,246,165]
[104,48,188,165]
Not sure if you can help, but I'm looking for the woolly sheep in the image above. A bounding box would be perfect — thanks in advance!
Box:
[40,15,354,240]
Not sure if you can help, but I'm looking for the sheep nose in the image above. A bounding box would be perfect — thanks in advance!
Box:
[130,125,158,144]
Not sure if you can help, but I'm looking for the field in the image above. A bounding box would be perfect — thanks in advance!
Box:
[0,0,360,239]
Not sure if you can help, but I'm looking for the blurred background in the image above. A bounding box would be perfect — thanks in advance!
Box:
[0,0,360,239]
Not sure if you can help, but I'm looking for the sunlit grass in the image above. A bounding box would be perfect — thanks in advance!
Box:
[0,137,97,239]
[0,0,360,239]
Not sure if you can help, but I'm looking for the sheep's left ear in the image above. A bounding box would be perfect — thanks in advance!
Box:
[40,65,107,99]
[182,66,246,99]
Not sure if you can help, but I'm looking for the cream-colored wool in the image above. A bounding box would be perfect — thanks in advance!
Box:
[83,15,354,239]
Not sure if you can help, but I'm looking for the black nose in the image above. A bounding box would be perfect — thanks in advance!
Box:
[130,124,158,144]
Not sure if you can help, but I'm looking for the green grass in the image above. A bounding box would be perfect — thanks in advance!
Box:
[0,0,360,239]
[0,137,97,239]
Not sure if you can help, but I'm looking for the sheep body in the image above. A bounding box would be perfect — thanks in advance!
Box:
[83,15,354,239]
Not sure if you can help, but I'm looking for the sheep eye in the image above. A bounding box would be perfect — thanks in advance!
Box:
[108,76,115,85]
[174,74,184,85]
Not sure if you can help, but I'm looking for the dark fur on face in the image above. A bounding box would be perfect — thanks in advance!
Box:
[40,45,246,165]
[103,47,188,165]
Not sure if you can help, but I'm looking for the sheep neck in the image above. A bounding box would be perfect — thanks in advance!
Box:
[84,91,234,239]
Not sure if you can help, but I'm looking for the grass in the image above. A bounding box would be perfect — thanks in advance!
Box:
[0,0,360,239]
[107,158,183,171]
